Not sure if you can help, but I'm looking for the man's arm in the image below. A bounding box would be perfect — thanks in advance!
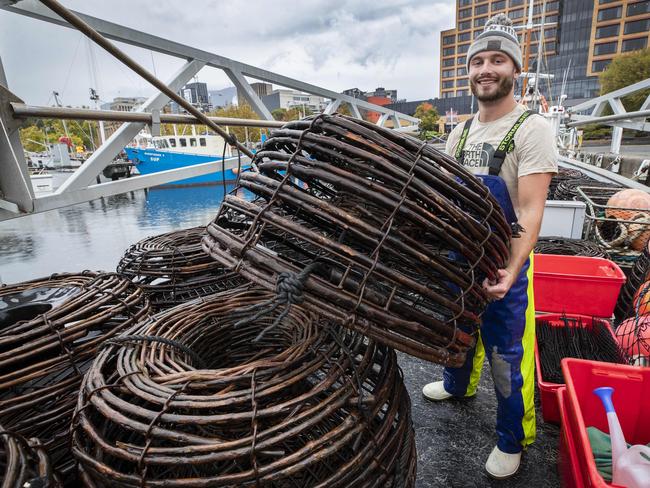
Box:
[483,172,552,299]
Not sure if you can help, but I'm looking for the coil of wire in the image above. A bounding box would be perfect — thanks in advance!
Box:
[117,226,247,311]
[0,272,150,479]
[534,236,610,258]
[0,427,62,487]
[203,114,512,366]
[72,287,416,488]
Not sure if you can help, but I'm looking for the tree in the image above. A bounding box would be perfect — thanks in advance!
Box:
[414,102,440,139]
[336,103,353,116]
[272,108,288,121]
[599,47,650,111]
[19,117,92,152]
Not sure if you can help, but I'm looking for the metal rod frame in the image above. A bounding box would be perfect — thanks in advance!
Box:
[11,103,286,128]
[566,78,650,154]
[0,0,419,221]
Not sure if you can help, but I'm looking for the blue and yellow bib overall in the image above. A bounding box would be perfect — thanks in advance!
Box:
[444,111,536,454]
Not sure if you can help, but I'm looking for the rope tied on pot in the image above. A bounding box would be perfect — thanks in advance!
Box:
[234,261,322,341]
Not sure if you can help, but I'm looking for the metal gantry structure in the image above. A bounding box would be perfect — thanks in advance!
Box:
[566,78,650,155]
[0,0,420,222]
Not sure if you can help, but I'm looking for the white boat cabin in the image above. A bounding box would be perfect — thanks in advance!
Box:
[152,134,231,157]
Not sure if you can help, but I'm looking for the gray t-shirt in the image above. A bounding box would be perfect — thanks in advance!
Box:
[445,104,558,217]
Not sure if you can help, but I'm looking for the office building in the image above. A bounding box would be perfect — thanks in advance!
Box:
[237,82,273,107]
[261,89,328,113]
[439,0,650,112]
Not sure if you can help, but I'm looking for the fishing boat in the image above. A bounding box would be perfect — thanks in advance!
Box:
[124,133,249,186]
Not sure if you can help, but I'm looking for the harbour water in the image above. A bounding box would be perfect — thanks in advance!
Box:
[0,183,246,284]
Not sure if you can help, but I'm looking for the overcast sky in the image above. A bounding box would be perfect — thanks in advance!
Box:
[0,0,455,108]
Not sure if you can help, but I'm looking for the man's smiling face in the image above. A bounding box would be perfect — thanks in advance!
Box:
[469,51,519,102]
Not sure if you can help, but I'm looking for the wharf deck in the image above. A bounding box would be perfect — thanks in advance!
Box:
[401,354,559,488]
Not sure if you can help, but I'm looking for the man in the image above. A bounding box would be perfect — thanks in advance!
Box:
[421,13,558,479]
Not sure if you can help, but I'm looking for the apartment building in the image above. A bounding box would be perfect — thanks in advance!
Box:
[439,1,650,107]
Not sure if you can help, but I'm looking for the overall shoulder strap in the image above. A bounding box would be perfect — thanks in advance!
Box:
[488,109,537,176]
[454,116,474,161]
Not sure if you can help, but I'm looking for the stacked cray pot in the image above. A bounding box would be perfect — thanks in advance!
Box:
[2,115,517,487]
[614,239,650,366]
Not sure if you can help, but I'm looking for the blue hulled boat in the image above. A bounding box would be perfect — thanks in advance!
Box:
[124,133,249,186]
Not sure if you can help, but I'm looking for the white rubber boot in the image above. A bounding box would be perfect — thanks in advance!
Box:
[421,381,453,401]
[485,446,522,479]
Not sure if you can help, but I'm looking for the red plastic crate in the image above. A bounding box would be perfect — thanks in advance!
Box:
[561,358,650,487]
[533,254,626,317]
[534,314,615,424]
[558,387,585,488]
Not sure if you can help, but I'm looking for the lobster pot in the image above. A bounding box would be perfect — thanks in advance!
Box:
[547,168,585,199]
[72,287,417,488]
[203,114,512,366]
[553,177,620,201]
[0,427,61,487]
[117,226,248,311]
[534,236,610,259]
[0,272,150,477]
[614,240,650,323]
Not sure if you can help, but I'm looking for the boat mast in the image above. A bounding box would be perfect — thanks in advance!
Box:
[52,91,71,140]
[520,0,535,98]
[532,0,547,111]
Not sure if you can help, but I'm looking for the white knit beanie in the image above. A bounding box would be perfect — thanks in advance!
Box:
[466,14,522,71]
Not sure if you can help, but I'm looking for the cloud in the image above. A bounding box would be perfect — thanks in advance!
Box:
[0,0,455,106]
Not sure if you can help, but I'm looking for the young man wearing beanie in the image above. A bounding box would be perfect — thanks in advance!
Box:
[422,13,558,479]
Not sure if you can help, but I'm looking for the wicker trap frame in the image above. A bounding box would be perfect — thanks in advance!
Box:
[615,240,650,323]
[0,427,62,487]
[72,287,416,487]
[0,272,150,478]
[203,114,511,366]
[534,236,610,259]
[117,226,247,311]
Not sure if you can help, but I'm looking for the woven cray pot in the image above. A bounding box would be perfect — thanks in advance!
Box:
[72,287,416,487]
[547,168,584,199]
[534,236,610,259]
[0,427,62,487]
[0,272,150,479]
[202,114,511,366]
[615,240,650,323]
[117,226,247,311]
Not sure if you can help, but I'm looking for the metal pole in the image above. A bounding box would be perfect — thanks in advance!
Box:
[52,91,71,139]
[566,109,650,126]
[10,103,284,128]
[520,0,535,98]
[533,0,546,111]
[38,0,255,159]
[610,126,623,155]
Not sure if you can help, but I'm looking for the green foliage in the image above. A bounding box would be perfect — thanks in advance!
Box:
[599,48,650,111]
[414,103,440,139]
[19,117,96,152]
[272,108,288,121]
[271,106,314,122]
[336,103,353,116]
[581,124,612,140]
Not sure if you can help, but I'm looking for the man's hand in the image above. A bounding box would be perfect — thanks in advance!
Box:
[482,269,515,301]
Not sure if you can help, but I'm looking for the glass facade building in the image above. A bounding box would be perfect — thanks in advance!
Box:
[439,0,650,110]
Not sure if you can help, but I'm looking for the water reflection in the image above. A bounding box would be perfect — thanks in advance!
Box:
[0,184,253,285]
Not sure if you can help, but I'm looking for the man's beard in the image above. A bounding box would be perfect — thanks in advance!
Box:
[470,74,514,102]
